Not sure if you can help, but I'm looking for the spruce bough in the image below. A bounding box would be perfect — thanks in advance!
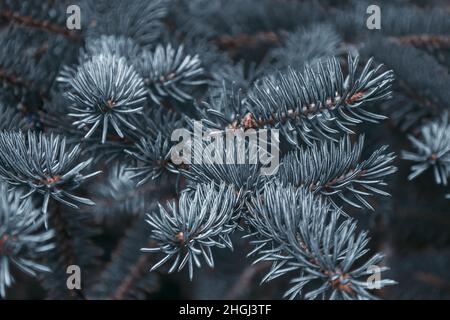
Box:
[1,0,449,300]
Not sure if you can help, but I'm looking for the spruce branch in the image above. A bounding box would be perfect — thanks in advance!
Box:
[136,44,206,104]
[246,183,395,300]
[190,84,248,131]
[245,55,394,145]
[0,183,55,298]
[42,94,138,163]
[0,67,33,92]
[142,183,240,280]
[59,54,147,144]
[125,133,176,186]
[0,131,101,218]
[0,0,419,301]
[277,135,397,210]
[403,113,450,186]
[334,1,450,42]
[171,0,325,43]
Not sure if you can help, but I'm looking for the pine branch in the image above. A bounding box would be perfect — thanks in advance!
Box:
[189,84,249,131]
[125,133,176,186]
[59,54,147,144]
[0,183,55,298]
[403,113,450,186]
[276,135,397,211]
[136,44,206,104]
[0,131,101,219]
[246,183,396,300]
[142,183,240,280]
[244,55,394,145]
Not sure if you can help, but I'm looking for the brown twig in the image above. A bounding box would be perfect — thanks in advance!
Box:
[214,31,280,55]
[0,67,49,100]
[224,261,271,299]
[393,35,450,49]
[111,246,155,300]
[232,90,364,131]
[1,11,82,41]
[47,202,86,300]
[0,68,33,88]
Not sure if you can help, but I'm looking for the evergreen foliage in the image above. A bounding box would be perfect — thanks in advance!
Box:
[0,0,449,300]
